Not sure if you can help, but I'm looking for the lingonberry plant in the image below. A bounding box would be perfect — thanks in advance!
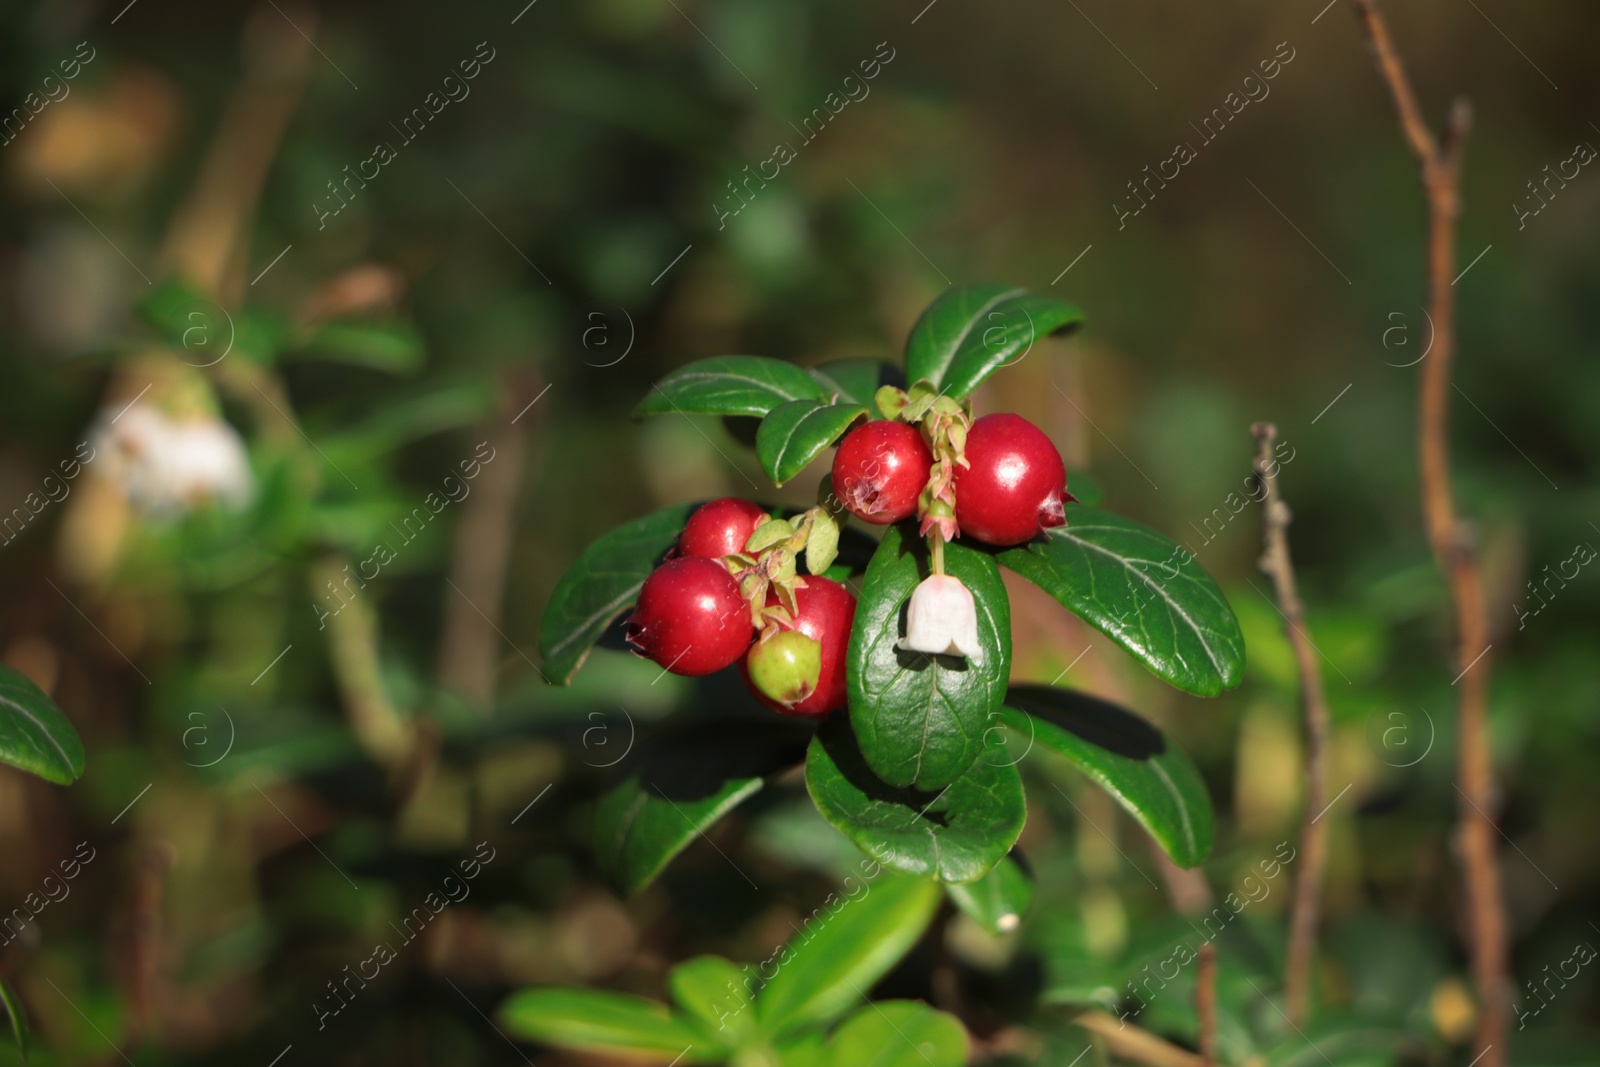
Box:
[508,283,1246,1064]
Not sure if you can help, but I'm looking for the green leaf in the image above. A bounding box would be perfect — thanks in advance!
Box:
[538,503,694,684]
[807,358,905,411]
[998,505,1245,696]
[231,310,290,366]
[1003,685,1214,868]
[325,379,495,463]
[829,1001,970,1067]
[595,720,810,894]
[634,356,829,419]
[136,279,286,367]
[755,870,941,1036]
[755,399,867,486]
[498,988,718,1062]
[0,974,26,1063]
[297,319,426,374]
[774,1033,830,1067]
[669,955,751,1044]
[0,665,85,785]
[904,283,1083,399]
[847,523,1011,790]
[946,854,1033,934]
[805,713,1025,884]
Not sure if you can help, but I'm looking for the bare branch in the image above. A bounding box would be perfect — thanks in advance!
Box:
[1251,421,1330,1025]
[1345,3,1508,1063]
[1196,942,1217,1066]
[1072,1011,1204,1067]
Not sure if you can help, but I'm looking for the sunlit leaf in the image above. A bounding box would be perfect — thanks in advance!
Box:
[904,283,1083,399]
[755,399,866,486]
[634,356,829,419]
[829,1001,969,1067]
[498,988,718,1062]
[754,871,941,1036]
[998,505,1244,696]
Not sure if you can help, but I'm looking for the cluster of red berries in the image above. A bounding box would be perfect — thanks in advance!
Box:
[626,410,1065,712]
[625,498,857,717]
[833,412,1069,546]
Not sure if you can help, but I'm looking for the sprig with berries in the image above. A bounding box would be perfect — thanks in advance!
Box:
[538,283,1246,905]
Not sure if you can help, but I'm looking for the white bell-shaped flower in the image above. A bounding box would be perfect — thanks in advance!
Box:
[898,574,983,663]
[92,402,253,513]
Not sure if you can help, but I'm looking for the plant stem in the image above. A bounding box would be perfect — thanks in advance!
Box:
[1071,1012,1204,1067]
[1346,3,1507,1061]
[158,6,313,300]
[437,371,538,706]
[1251,421,1330,1024]
[313,554,412,771]
[930,529,946,576]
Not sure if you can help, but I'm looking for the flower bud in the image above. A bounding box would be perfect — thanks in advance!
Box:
[898,574,983,663]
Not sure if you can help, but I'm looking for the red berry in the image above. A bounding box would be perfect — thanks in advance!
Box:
[952,413,1068,546]
[832,421,933,525]
[625,557,753,676]
[739,576,857,717]
[679,498,768,559]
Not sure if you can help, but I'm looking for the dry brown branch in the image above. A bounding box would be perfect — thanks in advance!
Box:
[158,5,315,299]
[1073,1010,1205,1067]
[436,372,542,705]
[1346,3,1507,1061]
[1196,942,1217,1066]
[1251,421,1330,1024]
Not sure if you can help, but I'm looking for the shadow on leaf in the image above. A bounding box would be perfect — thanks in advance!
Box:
[1004,684,1165,760]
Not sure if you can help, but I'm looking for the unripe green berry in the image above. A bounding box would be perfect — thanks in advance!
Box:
[745,630,821,708]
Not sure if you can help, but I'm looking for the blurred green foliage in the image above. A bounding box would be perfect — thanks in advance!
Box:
[0,0,1596,1063]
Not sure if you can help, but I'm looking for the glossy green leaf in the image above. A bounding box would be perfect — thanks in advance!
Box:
[904,283,1083,399]
[538,503,694,684]
[498,988,718,1062]
[807,358,905,411]
[998,505,1245,696]
[805,713,1026,884]
[946,854,1033,934]
[595,720,810,894]
[1003,685,1214,868]
[829,1001,970,1067]
[0,665,85,786]
[0,974,26,1063]
[634,356,829,419]
[669,955,751,1044]
[755,399,867,486]
[755,869,941,1036]
[298,319,426,373]
[847,523,1011,790]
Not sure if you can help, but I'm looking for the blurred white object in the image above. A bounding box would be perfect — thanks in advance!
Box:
[898,574,983,663]
[91,402,253,513]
